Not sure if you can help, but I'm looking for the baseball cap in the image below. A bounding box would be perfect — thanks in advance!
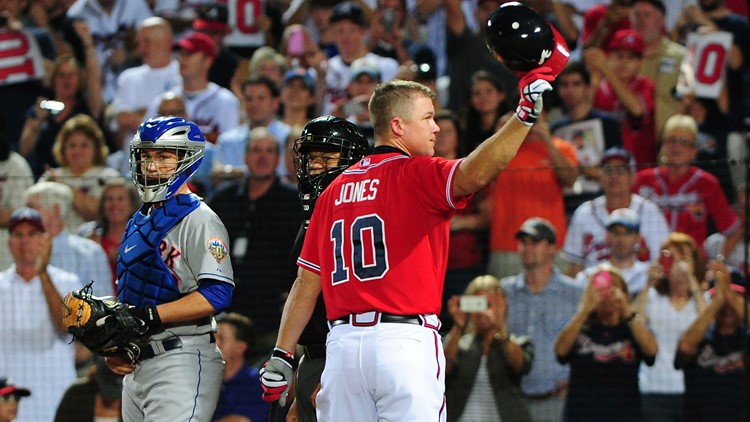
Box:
[350,57,381,80]
[8,207,45,233]
[94,358,123,400]
[0,378,31,398]
[515,217,557,243]
[330,2,366,27]
[607,29,644,57]
[282,67,315,93]
[176,32,217,58]
[193,3,230,34]
[607,208,640,232]
[600,147,636,172]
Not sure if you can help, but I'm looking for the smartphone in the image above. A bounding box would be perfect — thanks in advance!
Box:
[287,27,305,56]
[381,8,396,32]
[659,249,674,274]
[342,99,365,116]
[593,271,611,290]
[459,295,488,313]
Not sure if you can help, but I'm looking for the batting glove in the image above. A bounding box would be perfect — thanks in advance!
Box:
[260,347,297,406]
[515,67,555,126]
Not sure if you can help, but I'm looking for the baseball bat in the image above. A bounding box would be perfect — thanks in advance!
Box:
[269,401,278,422]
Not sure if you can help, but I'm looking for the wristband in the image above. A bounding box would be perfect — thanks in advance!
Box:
[272,346,298,370]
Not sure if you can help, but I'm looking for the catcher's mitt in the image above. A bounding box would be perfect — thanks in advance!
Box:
[62,282,154,361]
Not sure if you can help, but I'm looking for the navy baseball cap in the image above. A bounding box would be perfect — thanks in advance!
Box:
[600,147,636,172]
[607,208,640,232]
[8,207,45,233]
[515,217,557,243]
[0,378,31,397]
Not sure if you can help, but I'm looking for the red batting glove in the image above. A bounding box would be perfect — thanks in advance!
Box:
[515,67,555,126]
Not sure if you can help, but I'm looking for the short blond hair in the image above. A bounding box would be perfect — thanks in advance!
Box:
[53,114,109,166]
[663,114,698,138]
[368,80,436,139]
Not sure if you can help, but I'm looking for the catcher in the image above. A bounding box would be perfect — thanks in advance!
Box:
[63,117,234,422]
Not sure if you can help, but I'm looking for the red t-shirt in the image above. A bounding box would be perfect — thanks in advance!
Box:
[633,166,739,245]
[594,75,656,166]
[298,150,470,319]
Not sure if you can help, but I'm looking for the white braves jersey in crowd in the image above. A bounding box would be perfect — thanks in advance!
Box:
[323,52,399,114]
[561,194,671,269]
[0,265,80,422]
[145,82,240,144]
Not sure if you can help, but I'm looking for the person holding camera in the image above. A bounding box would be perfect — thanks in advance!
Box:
[444,275,533,422]
[555,266,657,421]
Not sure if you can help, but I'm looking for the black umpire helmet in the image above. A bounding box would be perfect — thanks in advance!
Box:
[485,2,569,77]
[294,116,370,224]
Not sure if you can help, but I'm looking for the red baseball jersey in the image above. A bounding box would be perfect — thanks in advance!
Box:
[633,166,739,245]
[297,150,470,319]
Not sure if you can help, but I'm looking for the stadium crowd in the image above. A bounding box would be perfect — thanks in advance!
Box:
[0,0,748,420]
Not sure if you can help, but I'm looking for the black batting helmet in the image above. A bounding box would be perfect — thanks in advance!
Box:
[485,2,569,77]
[294,116,370,224]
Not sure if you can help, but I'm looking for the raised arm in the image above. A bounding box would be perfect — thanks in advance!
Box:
[453,69,555,197]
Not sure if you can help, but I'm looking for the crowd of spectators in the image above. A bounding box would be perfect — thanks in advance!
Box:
[0,0,748,420]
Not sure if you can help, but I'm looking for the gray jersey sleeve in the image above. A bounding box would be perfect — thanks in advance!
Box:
[164,202,234,294]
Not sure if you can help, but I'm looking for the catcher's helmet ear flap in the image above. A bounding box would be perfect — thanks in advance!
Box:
[485,2,570,77]
[293,116,370,225]
[130,116,205,203]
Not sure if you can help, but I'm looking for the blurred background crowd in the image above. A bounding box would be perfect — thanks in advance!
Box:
[0,0,748,420]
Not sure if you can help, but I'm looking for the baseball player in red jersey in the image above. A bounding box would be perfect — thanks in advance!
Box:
[260,70,555,418]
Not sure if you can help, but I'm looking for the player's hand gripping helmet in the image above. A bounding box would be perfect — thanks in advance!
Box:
[294,116,370,224]
[485,2,570,77]
[130,116,205,203]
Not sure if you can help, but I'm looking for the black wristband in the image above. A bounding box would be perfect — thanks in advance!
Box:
[272,347,298,370]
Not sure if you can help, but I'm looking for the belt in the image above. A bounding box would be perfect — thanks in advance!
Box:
[329,312,423,327]
[137,333,215,362]
[302,343,326,360]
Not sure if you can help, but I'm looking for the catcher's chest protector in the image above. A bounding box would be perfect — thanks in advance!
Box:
[117,194,200,308]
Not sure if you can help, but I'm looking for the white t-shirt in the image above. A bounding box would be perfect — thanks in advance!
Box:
[112,60,182,114]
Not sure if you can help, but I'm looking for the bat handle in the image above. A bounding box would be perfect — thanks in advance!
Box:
[269,401,278,422]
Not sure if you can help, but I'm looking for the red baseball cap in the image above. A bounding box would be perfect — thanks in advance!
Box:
[0,378,31,397]
[176,32,217,58]
[607,29,644,57]
[8,207,45,233]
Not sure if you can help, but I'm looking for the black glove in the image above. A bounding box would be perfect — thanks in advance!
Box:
[126,304,163,337]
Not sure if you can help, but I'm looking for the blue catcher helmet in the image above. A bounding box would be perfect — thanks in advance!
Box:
[130,116,205,203]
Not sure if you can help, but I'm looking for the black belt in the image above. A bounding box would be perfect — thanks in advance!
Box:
[302,343,326,360]
[137,333,215,362]
[329,313,422,327]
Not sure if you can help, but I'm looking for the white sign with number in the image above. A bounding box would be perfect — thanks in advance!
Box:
[680,31,733,99]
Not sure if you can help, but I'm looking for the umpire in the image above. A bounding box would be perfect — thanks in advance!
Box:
[285,116,369,420]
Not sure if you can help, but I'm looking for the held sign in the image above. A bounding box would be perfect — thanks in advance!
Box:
[679,31,733,99]
[0,29,45,86]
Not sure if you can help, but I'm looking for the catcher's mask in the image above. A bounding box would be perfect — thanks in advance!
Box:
[293,116,370,224]
[484,1,570,77]
[130,116,205,203]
